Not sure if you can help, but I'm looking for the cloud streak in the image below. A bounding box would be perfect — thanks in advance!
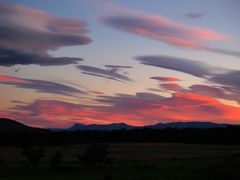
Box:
[77,65,132,82]
[189,84,240,104]
[0,48,83,66]
[0,74,85,96]
[136,55,215,77]
[100,7,239,57]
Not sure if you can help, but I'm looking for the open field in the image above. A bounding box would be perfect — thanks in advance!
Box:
[1,143,240,180]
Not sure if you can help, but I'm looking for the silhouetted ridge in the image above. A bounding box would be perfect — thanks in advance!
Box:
[149,121,228,129]
[1,118,240,146]
[0,118,46,133]
[69,122,135,131]
[68,121,230,131]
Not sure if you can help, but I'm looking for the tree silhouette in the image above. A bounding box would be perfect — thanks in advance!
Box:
[21,145,45,170]
[77,144,113,168]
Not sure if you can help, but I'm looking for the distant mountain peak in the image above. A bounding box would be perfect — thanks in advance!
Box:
[68,122,134,131]
[67,121,231,131]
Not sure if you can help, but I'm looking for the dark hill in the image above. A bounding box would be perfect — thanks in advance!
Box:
[0,118,46,133]
[149,121,228,129]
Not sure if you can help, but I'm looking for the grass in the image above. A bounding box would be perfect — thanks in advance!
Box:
[1,143,240,180]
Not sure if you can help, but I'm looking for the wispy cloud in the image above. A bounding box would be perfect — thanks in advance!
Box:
[104,65,132,74]
[0,48,83,66]
[0,74,85,97]
[136,55,216,77]
[189,84,240,103]
[76,65,132,82]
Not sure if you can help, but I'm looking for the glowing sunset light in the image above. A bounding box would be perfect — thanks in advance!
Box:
[0,1,239,128]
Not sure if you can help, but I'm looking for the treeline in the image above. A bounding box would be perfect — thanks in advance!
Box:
[1,126,240,146]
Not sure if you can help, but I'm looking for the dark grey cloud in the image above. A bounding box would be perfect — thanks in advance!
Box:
[189,84,240,104]
[104,65,132,68]
[82,72,122,82]
[0,3,91,52]
[104,65,132,74]
[95,92,167,110]
[17,80,85,96]
[189,84,229,100]
[210,70,240,89]
[0,48,83,66]
[0,74,85,96]
[203,47,240,58]
[136,55,214,77]
[136,56,239,92]
[0,3,91,66]
[136,55,240,104]
[77,65,132,82]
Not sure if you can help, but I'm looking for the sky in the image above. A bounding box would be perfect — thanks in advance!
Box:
[0,0,240,128]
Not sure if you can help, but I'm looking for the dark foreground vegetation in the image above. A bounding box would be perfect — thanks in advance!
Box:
[1,118,240,179]
[1,143,240,180]
[2,126,240,146]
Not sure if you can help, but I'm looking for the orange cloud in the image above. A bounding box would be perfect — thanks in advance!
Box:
[150,76,180,82]
[9,92,240,128]
[0,75,30,84]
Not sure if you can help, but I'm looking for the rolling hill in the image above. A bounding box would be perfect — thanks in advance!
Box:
[0,118,46,133]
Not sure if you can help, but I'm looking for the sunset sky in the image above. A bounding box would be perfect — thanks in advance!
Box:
[0,0,240,128]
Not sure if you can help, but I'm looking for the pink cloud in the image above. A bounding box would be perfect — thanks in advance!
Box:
[0,74,84,96]
[128,14,230,49]
[101,5,239,57]
[0,75,31,84]
[10,92,240,128]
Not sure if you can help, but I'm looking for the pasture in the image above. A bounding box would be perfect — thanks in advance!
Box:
[0,143,240,180]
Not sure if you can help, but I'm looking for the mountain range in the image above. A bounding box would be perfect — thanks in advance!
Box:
[0,118,235,133]
[68,121,229,131]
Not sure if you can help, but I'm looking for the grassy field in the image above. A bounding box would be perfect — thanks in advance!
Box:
[0,143,240,180]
